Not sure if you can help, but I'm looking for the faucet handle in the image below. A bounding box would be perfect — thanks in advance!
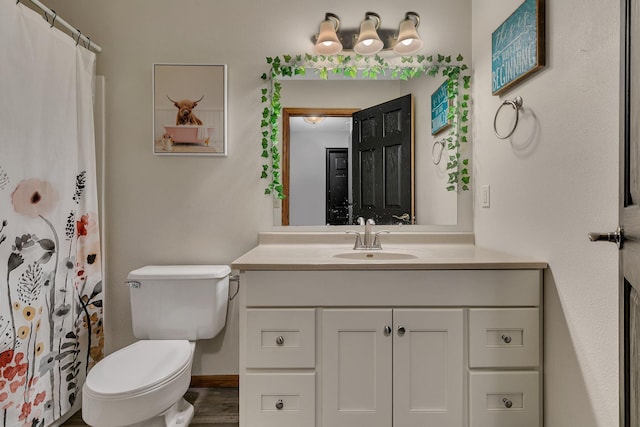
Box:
[346,230,364,250]
[366,218,376,225]
[372,230,390,248]
[357,217,365,226]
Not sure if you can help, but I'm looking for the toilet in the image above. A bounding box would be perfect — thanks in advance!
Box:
[82,265,231,427]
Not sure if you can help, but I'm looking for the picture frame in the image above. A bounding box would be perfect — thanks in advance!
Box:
[431,80,452,135]
[152,64,228,156]
[491,0,545,96]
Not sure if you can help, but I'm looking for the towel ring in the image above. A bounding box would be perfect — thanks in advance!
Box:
[432,139,446,165]
[493,96,523,139]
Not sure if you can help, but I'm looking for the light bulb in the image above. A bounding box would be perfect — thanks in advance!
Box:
[363,39,374,46]
[402,39,413,46]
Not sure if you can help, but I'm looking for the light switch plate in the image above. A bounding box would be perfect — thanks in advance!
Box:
[481,185,490,208]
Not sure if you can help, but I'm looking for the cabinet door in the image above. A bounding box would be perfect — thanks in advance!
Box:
[393,309,464,427]
[322,309,392,427]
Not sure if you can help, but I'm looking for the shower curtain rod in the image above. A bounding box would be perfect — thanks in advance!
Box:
[18,0,102,53]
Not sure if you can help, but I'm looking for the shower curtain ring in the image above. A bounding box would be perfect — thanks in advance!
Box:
[75,29,82,46]
[84,37,91,50]
[49,10,57,28]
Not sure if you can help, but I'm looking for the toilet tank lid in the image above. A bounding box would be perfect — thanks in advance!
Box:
[128,265,231,280]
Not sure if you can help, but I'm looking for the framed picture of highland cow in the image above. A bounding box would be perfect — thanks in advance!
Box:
[152,64,228,156]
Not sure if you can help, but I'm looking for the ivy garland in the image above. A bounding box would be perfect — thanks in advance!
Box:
[260,53,471,199]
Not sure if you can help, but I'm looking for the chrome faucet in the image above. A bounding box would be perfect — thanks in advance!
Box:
[347,217,389,250]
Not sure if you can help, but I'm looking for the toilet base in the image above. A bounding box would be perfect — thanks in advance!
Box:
[121,398,194,427]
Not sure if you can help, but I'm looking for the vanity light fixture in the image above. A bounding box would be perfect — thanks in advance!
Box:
[353,12,384,55]
[303,116,325,125]
[314,13,343,55]
[312,12,423,56]
[392,12,423,55]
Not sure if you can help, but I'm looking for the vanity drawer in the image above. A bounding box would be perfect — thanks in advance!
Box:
[469,371,539,427]
[244,373,315,427]
[246,308,315,368]
[469,308,539,368]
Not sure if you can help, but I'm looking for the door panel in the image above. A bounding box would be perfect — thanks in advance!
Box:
[326,148,349,225]
[622,0,640,424]
[322,309,392,427]
[352,94,414,223]
[393,309,464,427]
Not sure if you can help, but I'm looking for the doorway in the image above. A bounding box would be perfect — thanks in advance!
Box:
[281,108,357,226]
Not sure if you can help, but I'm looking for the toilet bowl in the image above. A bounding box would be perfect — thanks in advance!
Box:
[82,265,230,427]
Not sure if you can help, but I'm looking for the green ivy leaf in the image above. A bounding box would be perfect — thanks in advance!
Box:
[456,54,464,62]
[463,159,469,166]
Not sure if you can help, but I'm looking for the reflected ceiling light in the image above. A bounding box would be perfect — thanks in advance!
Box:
[314,13,343,55]
[303,116,325,125]
[393,12,423,55]
[353,12,384,56]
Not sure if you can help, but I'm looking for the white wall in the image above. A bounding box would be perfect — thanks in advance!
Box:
[472,0,620,426]
[44,0,472,376]
[290,127,350,225]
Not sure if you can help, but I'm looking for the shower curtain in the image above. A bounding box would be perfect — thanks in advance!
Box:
[0,2,103,426]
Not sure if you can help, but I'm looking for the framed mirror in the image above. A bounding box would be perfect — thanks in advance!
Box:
[260,55,471,228]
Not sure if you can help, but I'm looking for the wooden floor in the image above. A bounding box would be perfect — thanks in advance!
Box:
[62,388,239,426]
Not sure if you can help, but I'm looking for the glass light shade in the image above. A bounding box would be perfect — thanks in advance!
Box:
[303,116,325,125]
[315,19,343,55]
[393,18,423,55]
[354,19,383,55]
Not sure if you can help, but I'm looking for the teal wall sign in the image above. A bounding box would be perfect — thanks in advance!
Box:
[431,80,451,135]
[492,0,545,96]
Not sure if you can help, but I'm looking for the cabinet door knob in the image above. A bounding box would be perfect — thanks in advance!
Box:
[276,336,285,346]
[384,325,392,336]
[502,398,513,408]
[397,326,406,336]
[501,334,512,344]
[275,399,284,410]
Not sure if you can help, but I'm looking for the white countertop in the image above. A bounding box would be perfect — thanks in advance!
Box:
[232,233,547,271]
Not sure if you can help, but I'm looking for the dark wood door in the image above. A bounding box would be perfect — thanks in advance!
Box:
[352,94,414,224]
[326,148,350,225]
[622,0,640,424]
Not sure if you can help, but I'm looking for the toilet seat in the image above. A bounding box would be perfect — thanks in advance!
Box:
[85,340,192,398]
[82,340,194,427]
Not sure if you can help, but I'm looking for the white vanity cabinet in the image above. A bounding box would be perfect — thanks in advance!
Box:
[322,308,464,427]
[237,268,543,427]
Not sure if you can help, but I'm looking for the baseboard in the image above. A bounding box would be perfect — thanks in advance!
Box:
[190,374,239,388]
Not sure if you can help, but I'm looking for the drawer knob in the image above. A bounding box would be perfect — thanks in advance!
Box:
[503,398,513,408]
[501,334,512,344]
[397,326,406,336]
[275,399,284,410]
[276,336,285,346]
[384,325,392,336]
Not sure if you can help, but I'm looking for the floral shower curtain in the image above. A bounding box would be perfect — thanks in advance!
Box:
[0,2,103,426]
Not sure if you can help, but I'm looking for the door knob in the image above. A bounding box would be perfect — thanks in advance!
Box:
[384,325,392,336]
[588,226,624,249]
[397,326,406,336]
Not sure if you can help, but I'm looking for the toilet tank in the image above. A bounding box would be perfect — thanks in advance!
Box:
[127,265,231,340]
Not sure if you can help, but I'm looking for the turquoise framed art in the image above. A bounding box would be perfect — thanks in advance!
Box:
[431,80,452,135]
[491,0,546,96]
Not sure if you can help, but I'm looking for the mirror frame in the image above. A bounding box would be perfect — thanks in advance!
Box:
[260,53,472,200]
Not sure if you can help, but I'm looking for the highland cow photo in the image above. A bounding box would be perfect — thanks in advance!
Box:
[153,64,227,155]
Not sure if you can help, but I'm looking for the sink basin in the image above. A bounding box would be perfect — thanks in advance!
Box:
[332,251,419,260]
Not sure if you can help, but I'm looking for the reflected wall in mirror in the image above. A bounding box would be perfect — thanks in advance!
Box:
[262,55,471,227]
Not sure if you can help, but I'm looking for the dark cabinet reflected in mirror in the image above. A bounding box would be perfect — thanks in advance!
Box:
[282,94,415,226]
